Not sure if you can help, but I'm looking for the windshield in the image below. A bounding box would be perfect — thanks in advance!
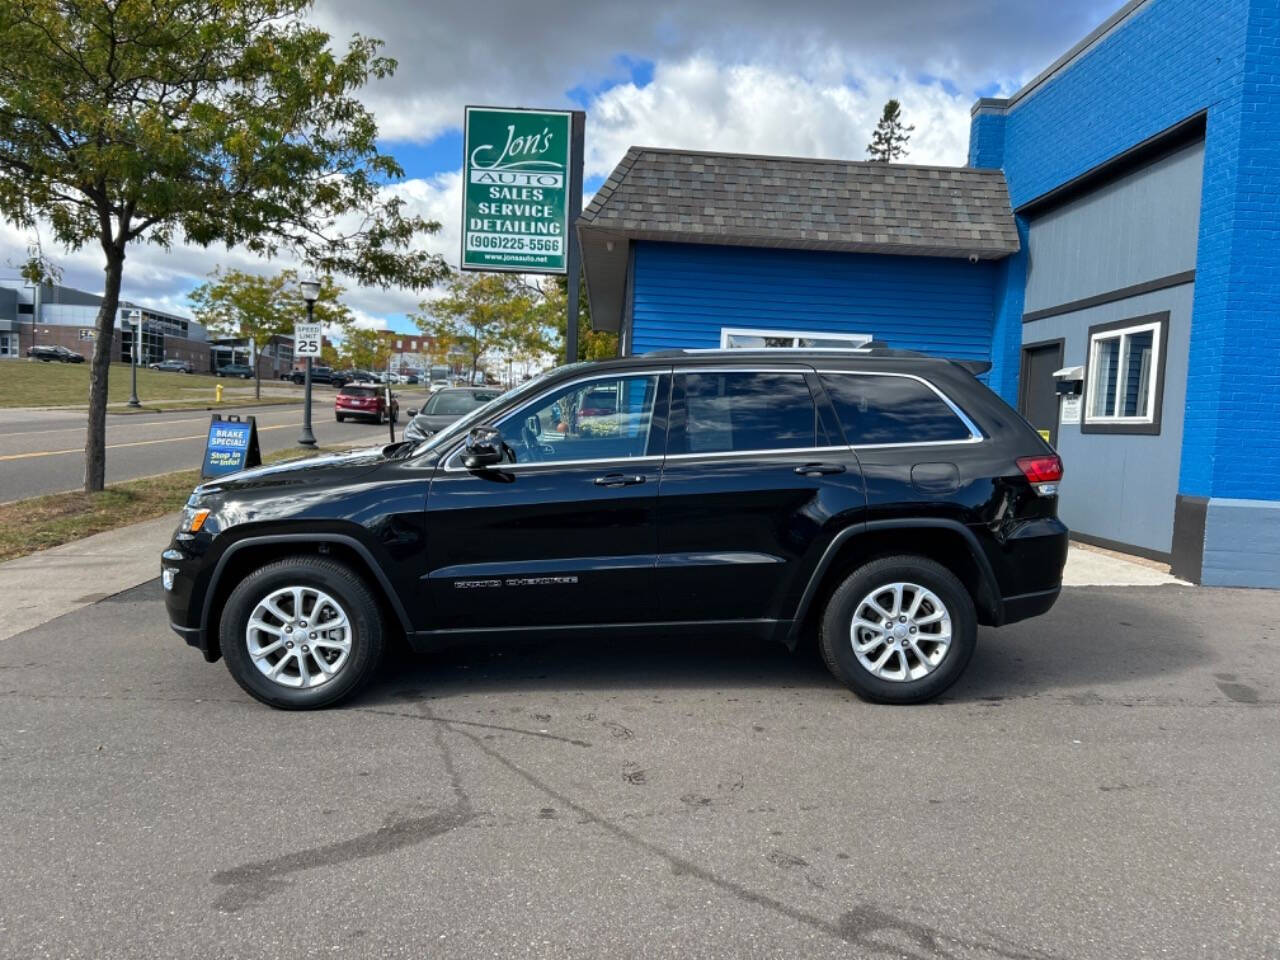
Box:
[413,364,589,456]
[425,390,500,416]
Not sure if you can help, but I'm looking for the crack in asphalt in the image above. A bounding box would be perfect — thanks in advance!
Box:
[210,703,476,914]
[204,701,1063,956]
[354,705,593,746]
[426,705,1064,960]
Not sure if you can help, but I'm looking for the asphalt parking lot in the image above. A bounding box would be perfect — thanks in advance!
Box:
[1,583,1277,959]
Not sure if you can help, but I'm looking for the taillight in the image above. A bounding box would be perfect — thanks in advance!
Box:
[1016,454,1063,496]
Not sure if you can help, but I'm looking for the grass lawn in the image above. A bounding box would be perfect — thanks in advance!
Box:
[0,447,324,563]
[0,358,299,409]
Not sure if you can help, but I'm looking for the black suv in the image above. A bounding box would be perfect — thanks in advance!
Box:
[162,349,1067,709]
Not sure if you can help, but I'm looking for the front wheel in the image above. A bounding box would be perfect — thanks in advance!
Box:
[219,556,385,709]
[819,555,976,705]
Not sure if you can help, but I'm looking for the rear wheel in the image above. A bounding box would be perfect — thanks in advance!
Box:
[819,555,976,704]
[335,414,344,422]
[220,556,385,709]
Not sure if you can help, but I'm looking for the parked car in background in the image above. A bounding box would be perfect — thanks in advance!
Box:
[162,347,1068,710]
[289,365,334,385]
[428,380,449,393]
[150,359,193,374]
[403,387,502,442]
[27,344,85,363]
[334,384,398,424]
[216,364,253,379]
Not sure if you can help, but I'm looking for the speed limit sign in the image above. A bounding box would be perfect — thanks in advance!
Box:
[294,322,322,358]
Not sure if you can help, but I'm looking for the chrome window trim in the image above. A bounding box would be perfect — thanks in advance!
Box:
[663,445,851,462]
[816,369,986,447]
[439,364,989,469]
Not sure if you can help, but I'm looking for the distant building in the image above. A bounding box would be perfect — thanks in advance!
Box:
[0,281,210,370]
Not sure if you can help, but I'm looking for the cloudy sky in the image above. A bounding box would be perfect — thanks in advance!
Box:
[0,0,1117,332]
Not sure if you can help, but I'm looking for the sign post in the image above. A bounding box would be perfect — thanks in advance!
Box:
[126,309,141,408]
[461,106,585,364]
[294,316,322,448]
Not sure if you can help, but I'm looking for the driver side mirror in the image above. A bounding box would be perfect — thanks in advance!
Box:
[462,426,503,469]
[406,408,417,418]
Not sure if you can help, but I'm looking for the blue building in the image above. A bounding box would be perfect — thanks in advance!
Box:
[579,0,1280,588]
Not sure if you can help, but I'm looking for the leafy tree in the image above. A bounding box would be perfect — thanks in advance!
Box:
[190,269,288,399]
[190,267,351,397]
[414,273,536,385]
[0,0,448,491]
[544,274,618,361]
[341,326,392,372]
[867,99,914,162]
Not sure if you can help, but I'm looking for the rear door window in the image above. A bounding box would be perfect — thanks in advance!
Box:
[672,371,818,454]
[820,373,975,445]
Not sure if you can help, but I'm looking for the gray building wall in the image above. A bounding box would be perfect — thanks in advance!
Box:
[1021,141,1205,558]
[1202,499,1280,588]
[1023,282,1193,556]
[1024,140,1204,314]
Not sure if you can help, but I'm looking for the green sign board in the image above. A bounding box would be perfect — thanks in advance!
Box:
[462,106,573,274]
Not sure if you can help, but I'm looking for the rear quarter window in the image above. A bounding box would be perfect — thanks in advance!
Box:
[820,373,975,445]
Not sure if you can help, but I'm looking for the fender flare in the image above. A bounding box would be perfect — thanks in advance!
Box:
[787,519,1003,642]
[200,533,414,641]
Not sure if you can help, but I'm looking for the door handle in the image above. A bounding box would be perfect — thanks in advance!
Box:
[594,473,646,487]
[794,462,847,477]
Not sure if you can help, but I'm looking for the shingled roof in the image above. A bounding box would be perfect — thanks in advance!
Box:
[578,147,1020,333]
[580,147,1020,258]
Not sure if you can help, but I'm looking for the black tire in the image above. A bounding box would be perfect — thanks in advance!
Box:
[219,556,385,709]
[819,555,976,705]
[335,414,344,422]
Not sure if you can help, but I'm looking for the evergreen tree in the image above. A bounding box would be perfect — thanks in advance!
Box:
[867,100,914,162]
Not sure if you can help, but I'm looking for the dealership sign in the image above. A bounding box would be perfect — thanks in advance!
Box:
[462,106,573,273]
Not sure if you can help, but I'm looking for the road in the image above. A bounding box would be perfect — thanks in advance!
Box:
[0,389,431,503]
[0,583,1276,958]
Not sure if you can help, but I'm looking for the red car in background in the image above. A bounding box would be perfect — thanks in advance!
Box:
[334,384,398,424]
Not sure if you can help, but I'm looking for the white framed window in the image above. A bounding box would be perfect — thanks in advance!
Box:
[1083,313,1167,435]
[719,327,873,350]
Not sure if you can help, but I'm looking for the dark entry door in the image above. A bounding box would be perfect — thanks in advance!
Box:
[1019,340,1064,447]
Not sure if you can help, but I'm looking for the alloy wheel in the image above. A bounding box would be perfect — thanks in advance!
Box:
[849,582,952,682]
[245,586,353,689]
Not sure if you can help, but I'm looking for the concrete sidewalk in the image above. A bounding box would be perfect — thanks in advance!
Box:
[0,513,178,642]
[0,513,1186,642]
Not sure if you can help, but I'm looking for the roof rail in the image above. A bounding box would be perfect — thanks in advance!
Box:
[638,345,991,375]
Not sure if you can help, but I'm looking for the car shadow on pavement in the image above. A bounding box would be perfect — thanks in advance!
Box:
[358,585,1210,707]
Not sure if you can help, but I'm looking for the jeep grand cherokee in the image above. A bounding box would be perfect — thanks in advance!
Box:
[162,348,1068,709]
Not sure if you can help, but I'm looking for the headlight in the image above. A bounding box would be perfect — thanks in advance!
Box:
[178,505,211,534]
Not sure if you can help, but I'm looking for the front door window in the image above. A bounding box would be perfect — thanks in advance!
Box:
[493,374,662,464]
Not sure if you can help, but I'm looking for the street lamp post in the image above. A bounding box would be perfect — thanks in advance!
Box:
[297,277,321,448]
[126,310,141,408]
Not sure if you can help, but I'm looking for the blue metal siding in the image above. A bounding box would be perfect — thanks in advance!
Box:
[630,242,998,363]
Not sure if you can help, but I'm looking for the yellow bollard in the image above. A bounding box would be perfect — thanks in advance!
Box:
[215,383,223,404]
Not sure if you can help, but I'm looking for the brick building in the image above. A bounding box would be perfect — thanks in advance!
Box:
[0,281,211,370]
[581,0,1280,587]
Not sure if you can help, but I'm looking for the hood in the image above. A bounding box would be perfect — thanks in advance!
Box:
[411,413,461,434]
[196,446,393,495]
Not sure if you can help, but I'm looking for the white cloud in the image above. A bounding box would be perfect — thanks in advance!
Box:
[584,54,976,175]
[2,0,1106,328]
